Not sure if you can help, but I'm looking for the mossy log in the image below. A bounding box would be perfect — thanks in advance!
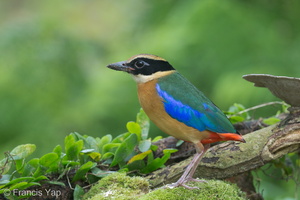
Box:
[83,173,247,200]
[147,110,300,188]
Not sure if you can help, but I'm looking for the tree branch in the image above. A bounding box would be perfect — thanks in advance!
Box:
[147,112,300,188]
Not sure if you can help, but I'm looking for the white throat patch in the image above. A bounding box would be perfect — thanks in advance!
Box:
[132,74,153,83]
[131,70,175,84]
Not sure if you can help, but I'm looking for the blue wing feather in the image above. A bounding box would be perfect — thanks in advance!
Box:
[156,73,236,133]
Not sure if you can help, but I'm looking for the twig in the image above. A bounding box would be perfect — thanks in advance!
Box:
[229,101,287,117]
[66,168,74,190]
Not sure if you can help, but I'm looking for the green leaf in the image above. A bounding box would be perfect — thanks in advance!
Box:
[10,144,36,160]
[110,134,138,167]
[141,152,171,174]
[102,152,114,160]
[98,134,112,154]
[15,159,25,173]
[53,145,62,157]
[89,167,105,178]
[229,116,245,124]
[126,121,141,140]
[0,189,8,194]
[263,117,281,125]
[0,158,12,175]
[228,103,250,120]
[163,148,178,154]
[147,151,154,163]
[150,145,158,151]
[127,121,141,134]
[86,152,101,162]
[28,158,40,167]
[127,150,152,164]
[72,132,87,143]
[22,158,40,176]
[65,134,76,151]
[138,139,151,152]
[140,150,177,174]
[23,182,41,188]
[281,103,290,113]
[176,140,184,147]
[4,177,35,187]
[66,140,84,161]
[9,182,41,191]
[22,158,39,177]
[61,160,80,167]
[80,149,95,153]
[33,175,48,182]
[152,136,162,142]
[86,136,99,152]
[125,160,146,171]
[72,161,96,182]
[102,143,121,154]
[74,184,85,200]
[137,108,150,140]
[9,182,29,190]
[39,152,59,168]
[111,132,131,143]
[229,103,245,113]
[0,175,11,185]
[46,181,66,187]
[33,166,42,178]
[118,168,129,173]
[90,167,114,178]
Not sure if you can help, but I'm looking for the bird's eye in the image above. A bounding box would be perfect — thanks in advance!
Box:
[135,60,146,69]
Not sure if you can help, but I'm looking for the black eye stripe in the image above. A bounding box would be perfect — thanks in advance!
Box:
[127,57,175,75]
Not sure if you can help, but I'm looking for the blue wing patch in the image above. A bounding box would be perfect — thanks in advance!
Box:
[156,83,231,133]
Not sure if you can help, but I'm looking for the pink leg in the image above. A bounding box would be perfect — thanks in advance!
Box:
[184,144,210,182]
[165,143,210,189]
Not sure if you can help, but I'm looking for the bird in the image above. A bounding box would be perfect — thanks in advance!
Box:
[107,54,245,189]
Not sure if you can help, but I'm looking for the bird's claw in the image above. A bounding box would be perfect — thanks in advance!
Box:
[185,177,207,183]
[162,178,207,190]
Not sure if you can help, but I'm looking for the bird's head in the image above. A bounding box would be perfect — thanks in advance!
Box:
[107,54,175,83]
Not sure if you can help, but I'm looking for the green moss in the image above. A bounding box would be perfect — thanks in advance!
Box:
[83,173,246,200]
[140,180,247,200]
[82,172,149,200]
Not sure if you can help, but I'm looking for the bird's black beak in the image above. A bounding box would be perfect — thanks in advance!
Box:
[107,61,135,73]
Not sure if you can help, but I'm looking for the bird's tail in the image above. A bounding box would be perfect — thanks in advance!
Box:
[201,131,246,144]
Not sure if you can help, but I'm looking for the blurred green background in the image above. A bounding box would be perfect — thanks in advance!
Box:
[0,0,299,199]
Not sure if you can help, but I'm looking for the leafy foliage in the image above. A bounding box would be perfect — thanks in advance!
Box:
[0,109,176,198]
[253,152,300,200]
[0,102,295,199]
[226,102,289,125]
[226,103,251,123]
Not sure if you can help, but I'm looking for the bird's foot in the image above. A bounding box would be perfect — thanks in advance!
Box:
[162,178,207,190]
[161,182,195,190]
[185,177,207,183]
